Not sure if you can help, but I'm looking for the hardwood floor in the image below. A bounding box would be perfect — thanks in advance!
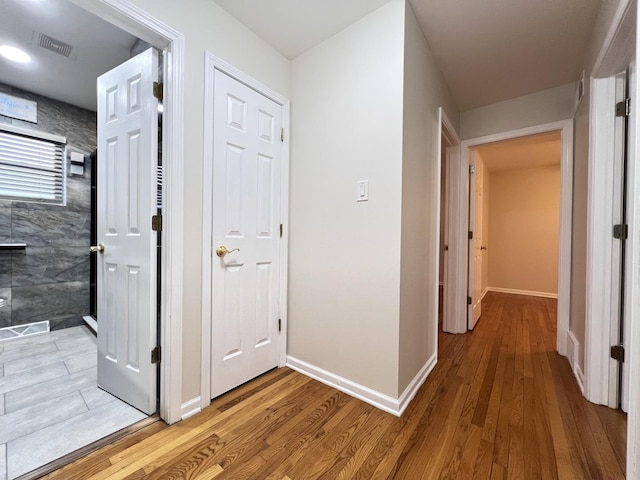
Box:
[43,292,626,479]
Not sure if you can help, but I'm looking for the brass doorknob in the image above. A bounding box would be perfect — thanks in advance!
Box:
[216,245,240,257]
[90,243,105,253]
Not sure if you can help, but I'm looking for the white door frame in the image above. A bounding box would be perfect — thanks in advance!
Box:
[584,0,636,408]
[201,52,290,409]
[438,108,462,334]
[585,74,628,407]
[585,0,640,476]
[467,150,483,330]
[68,0,185,425]
[454,120,574,350]
[627,1,640,472]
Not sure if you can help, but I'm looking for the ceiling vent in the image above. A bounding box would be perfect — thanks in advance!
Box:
[38,33,73,58]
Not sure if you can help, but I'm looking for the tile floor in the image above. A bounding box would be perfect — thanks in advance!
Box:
[0,326,147,479]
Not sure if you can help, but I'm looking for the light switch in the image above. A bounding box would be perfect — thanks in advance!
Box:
[357,180,369,202]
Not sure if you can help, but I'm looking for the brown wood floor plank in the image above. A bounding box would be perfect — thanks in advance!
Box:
[365,355,464,479]
[43,292,626,480]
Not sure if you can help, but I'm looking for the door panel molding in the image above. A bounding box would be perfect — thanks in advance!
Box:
[457,120,573,348]
[467,152,483,329]
[439,107,463,335]
[202,52,290,410]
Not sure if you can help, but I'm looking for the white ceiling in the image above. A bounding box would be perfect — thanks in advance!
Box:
[0,0,137,111]
[410,0,602,110]
[0,0,604,114]
[214,0,603,111]
[214,0,392,59]
[476,132,562,172]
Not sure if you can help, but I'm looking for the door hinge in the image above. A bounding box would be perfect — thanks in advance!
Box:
[467,296,472,305]
[278,318,281,332]
[152,214,162,232]
[613,224,628,240]
[153,82,163,101]
[469,165,475,174]
[616,98,630,117]
[280,224,283,238]
[468,231,473,240]
[281,128,284,142]
[151,346,161,364]
[611,344,625,362]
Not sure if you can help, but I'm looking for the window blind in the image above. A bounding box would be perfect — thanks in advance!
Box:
[0,126,66,204]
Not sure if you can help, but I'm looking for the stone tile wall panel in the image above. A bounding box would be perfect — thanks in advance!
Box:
[0,83,95,330]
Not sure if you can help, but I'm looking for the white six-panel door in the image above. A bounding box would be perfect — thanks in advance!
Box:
[211,70,283,398]
[96,48,159,414]
[468,153,483,329]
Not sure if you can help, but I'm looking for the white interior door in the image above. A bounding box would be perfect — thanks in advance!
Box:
[468,152,483,329]
[96,48,159,415]
[211,70,283,398]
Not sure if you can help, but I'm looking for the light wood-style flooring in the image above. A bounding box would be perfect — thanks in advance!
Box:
[43,292,626,479]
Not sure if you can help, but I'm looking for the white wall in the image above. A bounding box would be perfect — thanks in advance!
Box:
[398,1,459,394]
[460,83,576,139]
[110,0,291,404]
[288,0,406,397]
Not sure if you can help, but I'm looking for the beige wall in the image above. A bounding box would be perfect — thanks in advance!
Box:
[289,0,459,399]
[288,0,405,397]
[488,165,561,294]
[460,84,576,140]
[119,0,291,405]
[398,1,459,394]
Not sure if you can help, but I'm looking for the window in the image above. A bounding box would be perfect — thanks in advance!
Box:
[0,124,66,204]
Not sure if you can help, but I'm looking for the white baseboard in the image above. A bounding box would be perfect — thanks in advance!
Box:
[286,356,401,415]
[180,396,202,420]
[575,363,585,395]
[286,354,437,417]
[567,330,585,395]
[487,287,558,299]
[481,287,489,300]
[567,331,577,369]
[397,353,437,416]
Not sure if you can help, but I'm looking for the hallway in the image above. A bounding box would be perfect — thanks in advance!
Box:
[45,292,626,479]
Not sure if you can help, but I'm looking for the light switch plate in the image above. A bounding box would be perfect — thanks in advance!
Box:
[357,180,369,202]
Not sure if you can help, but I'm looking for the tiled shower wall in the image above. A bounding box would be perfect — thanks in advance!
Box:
[0,82,96,331]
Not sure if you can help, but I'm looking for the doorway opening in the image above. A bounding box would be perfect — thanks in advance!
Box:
[0,1,183,478]
[467,131,563,331]
[447,120,573,349]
